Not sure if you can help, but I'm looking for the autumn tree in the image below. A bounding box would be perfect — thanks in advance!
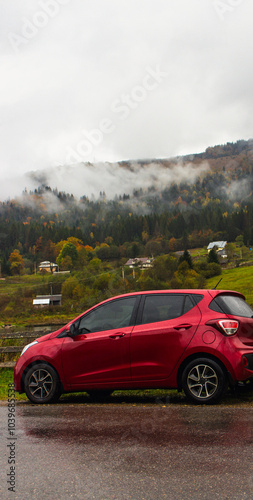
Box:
[62,276,83,299]
[57,242,78,269]
[172,261,203,289]
[169,237,176,251]
[8,249,24,275]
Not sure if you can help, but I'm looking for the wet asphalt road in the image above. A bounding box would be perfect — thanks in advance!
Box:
[0,401,253,500]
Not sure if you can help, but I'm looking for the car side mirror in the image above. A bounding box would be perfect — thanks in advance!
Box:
[67,323,78,337]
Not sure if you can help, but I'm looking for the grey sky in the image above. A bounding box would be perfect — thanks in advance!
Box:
[0,0,252,199]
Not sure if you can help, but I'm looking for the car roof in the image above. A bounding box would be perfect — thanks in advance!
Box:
[106,289,245,298]
[92,289,246,305]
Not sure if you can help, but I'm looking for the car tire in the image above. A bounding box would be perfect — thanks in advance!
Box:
[24,363,62,404]
[87,390,112,401]
[182,358,227,404]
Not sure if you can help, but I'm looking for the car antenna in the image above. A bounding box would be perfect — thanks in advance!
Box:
[213,278,222,290]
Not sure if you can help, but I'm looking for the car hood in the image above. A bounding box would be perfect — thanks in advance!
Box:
[35,325,68,343]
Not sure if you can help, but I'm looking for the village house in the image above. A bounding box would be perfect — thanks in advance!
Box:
[207,241,227,258]
[125,257,154,269]
[38,261,59,273]
[33,294,62,307]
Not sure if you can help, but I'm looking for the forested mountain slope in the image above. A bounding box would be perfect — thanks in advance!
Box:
[0,139,252,274]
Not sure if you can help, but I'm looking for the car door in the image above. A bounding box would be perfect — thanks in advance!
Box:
[130,293,202,381]
[61,296,139,388]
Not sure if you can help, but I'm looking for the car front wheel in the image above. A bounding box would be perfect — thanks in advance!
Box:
[24,363,62,404]
[182,358,227,404]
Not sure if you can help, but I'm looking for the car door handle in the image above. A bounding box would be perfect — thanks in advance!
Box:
[109,333,126,339]
[174,324,192,331]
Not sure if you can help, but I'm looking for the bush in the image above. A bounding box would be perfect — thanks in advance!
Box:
[94,273,111,291]
[88,258,102,272]
[194,261,221,279]
[62,276,80,299]
[205,263,222,278]
[138,275,157,291]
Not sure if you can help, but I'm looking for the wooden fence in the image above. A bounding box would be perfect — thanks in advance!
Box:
[0,330,53,368]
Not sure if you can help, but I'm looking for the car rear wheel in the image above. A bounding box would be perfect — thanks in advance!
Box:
[24,363,61,404]
[182,358,227,404]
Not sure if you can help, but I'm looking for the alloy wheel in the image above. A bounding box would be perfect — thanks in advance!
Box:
[187,363,218,399]
[28,368,54,399]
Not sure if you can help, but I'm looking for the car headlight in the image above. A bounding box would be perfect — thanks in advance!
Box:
[21,341,38,356]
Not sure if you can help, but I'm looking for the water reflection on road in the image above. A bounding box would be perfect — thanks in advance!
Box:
[1,402,253,499]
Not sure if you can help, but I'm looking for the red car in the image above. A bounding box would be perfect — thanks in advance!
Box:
[14,289,253,404]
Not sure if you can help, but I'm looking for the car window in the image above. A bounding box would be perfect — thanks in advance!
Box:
[78,296,137,333]
[184,295,195,313]
[141,294,196,324]
[209,294,253,318]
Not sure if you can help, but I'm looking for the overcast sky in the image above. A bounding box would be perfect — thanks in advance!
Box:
[0,0,253,200]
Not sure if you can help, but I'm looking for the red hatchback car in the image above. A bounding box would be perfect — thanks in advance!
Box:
[14,289,253,404]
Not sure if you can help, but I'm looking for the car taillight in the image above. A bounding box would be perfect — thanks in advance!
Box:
[218,319,239,336]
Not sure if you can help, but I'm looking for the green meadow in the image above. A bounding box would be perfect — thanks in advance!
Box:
[206,266,253,306]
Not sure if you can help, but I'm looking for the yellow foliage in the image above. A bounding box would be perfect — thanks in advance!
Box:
[169,237,176,251]
[142,231,149,243]
[84,245,94,252]
[67,236,84,250]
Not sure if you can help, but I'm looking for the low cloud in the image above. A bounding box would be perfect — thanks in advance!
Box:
[23,159,210,200]
[226,178,252,201]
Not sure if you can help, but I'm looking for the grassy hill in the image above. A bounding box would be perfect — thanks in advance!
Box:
[206,265,253,306]
[0,261,253,329]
